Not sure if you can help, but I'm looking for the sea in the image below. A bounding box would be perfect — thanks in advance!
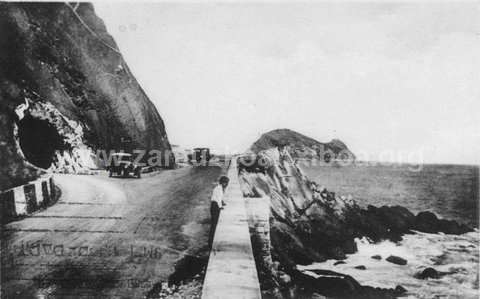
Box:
[299,162,479,299]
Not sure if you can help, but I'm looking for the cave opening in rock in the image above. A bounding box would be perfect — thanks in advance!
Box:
[17,115,69,169]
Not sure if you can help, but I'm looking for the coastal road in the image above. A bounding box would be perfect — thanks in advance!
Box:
[1,166,223,298]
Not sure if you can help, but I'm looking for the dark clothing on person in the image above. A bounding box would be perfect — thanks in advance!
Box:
[210,201,220,227]
[209,201,221,247]
[208,181,227,247]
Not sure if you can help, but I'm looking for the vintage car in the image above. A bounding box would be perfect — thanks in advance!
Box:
[187,147,212,166]
[106,153,142,178]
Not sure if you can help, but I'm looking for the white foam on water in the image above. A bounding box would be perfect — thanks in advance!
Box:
[299,230,479,298]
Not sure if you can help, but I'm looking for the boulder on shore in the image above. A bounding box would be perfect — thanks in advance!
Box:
[414,267,453,280]
[395,285,408,294]
[415,267,440,279]
[292,269,401,299]
[386,255,408,266]
[415,211,471,235]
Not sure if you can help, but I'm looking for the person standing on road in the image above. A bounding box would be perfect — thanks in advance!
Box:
[209,175,229,246]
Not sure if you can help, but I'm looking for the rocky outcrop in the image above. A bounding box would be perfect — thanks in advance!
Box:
[291,269,406,299]
[385,255,408,266]
[0,3,171,190]
[414,267,454,280]
[250,129,355,162]
[238,147,472,298]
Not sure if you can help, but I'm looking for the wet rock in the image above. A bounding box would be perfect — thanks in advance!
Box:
[374,205,415,234]
[354,265,366,270]
[328,246,347,260]
[414,211,471,235]
[371,255,382,260]
[414,267,448,280]
[344,205,403,243]
[342,239,358,254]
[394,285,408,294]
[292,269,398,299]
[278,272,292,285]
[386,255,407,265]
[437,219,471,235]
[270,222,324,267]
[292,269,362,296]
[414,211,440,233]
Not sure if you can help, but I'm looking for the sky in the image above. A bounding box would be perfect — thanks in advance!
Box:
[94,1,480,164]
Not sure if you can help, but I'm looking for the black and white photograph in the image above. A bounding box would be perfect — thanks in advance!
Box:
[0,1,478,298]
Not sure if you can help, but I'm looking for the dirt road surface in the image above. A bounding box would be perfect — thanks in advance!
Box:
[1,166,223,299]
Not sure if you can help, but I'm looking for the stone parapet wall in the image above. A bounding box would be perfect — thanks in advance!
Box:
[246,196,274,290]
[202,159,262,299]
[0,175,57,223]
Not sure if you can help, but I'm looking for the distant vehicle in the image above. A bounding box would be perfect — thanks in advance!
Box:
[106,153,142,178]
[188,148,212,166]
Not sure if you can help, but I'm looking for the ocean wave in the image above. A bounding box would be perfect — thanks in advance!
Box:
[299,230,479,298]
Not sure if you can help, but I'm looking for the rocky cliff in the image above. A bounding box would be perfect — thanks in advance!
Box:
[238,146,472,298]
[251,129,355,162]
[0,3,171,190]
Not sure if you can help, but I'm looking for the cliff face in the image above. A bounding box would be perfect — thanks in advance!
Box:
[0,3,171,190]
[238,147,472,298]
[251,129,355,162]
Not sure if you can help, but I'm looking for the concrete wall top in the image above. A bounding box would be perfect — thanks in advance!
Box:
[202,161,262,299]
